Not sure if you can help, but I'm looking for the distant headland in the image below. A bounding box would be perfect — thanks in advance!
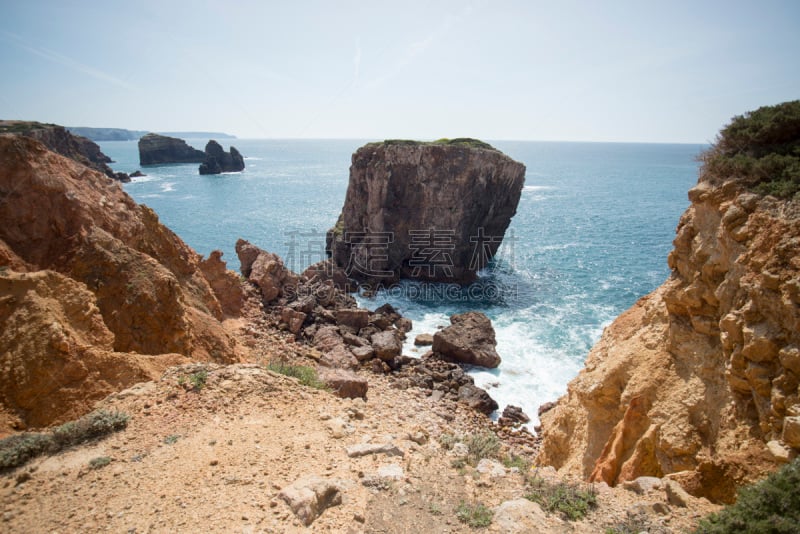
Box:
[66,126,236,142]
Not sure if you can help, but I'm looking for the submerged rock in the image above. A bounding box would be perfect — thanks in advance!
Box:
[327,139,525,285]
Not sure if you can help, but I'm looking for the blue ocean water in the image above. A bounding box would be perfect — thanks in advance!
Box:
[100,138,704,424]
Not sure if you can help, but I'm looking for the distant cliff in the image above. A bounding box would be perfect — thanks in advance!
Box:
[138,133,205,165]
[327,139,525,286]
[537,101,800,504]
[0,134,244,432]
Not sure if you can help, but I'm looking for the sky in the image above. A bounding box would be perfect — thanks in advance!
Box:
[1,0,798,143]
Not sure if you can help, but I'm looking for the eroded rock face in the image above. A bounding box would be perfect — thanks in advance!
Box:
[138,133,205,165]
[537,165,800,503]
[198,140,245,174]
[14,123,128,181]
[0,135,242,430]
[327,140,525,285]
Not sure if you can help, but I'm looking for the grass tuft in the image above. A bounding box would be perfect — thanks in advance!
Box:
[266,362,328,390]
[525,471,597,521]
[455,501,493,528]
[89,456,112,469]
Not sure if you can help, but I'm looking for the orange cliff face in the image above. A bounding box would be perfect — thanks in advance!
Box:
[537,145,800,503]
[0,134,245,433]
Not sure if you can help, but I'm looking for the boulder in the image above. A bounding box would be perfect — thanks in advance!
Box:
[235,239,298,303]
[317,367,367,399]
[138,133,204,165]
[433,311,501,368]
[280,307,306,335]
[371,331,401,361]
[782,416,800,448]
[327,139,525,285]
[335,309,370,330]
[278,476,342,526]
[198,140,245,174]
[457,383,499,415]
[414,333,434,346]
[499,405,530,426]
[302,259,353,292]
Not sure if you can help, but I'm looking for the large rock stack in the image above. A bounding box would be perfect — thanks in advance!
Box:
[327,139,525,286]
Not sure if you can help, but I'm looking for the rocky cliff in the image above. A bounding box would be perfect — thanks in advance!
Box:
[199,140,245,174]
[537,101,800,504]
[0,121,128,181]
[138,133,205,165]
[327,139,525,286]
[0,134,243,432]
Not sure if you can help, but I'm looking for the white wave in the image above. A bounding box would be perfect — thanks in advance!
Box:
[160,182,175,192]
[128,174,160,184]
[523,185,554,192]
[243,156,263,160]
[138,193,162,199]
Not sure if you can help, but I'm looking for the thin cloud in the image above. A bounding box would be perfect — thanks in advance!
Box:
[1,30,135,90]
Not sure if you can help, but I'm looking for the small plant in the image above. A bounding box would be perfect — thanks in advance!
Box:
[455,501,493,528]
[266,362,328,390]
[693,457,800,533]
[501,453,531,471]
[464,431,500,467]
[89,456,112,469]
[163,434,180,445]
[0,410,130,471]
[525,472,597,521]
[438,433,459,450]
[190,370,208,390]
[606,512,658,534]
[428,502,443,516]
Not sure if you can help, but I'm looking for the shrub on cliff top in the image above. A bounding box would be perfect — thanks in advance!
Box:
[693,456,800,533]
[0,410,130,471]
[701,100,800,198]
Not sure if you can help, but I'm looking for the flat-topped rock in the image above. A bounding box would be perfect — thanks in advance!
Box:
[138,133,205,165]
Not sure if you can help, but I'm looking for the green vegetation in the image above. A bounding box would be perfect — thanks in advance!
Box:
[701,100,800,198]
[463,431,501,466]
[524,471,597,521]
[501,453,532,471]
[0,410,130,471]
[0,120,57,134]
[433,138,496,150]
[89,456,112,469]
[455,501,493,528]
[266,362,328,390]
[178,369,208,391]
[367,138,497,151]
[693,457,800,533]
[163,434,180,445]
[438,431,501,467]
[605,513,658,534]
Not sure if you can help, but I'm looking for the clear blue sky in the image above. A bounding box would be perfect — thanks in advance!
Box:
[1,0,798,142]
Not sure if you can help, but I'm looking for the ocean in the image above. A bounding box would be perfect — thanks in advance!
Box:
[100,138,704,425]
